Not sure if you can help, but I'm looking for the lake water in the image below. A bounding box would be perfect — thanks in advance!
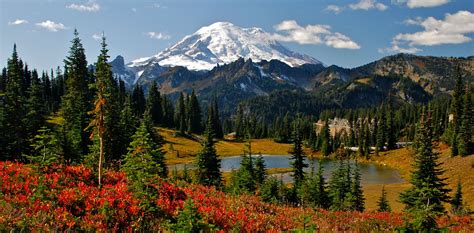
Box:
[170,155,404,185]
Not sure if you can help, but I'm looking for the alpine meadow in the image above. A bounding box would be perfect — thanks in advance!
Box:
[1,0,474,231]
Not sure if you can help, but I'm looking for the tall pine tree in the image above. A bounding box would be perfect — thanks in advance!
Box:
[61,30,90,162]
[400,108,450,216]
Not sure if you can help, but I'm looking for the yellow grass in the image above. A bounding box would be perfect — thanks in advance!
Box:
[157,127,293,165]
[366,145,474,211]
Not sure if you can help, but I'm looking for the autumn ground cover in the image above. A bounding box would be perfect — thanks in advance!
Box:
[1,161,472,231]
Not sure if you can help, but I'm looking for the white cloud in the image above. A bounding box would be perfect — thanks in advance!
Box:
[349,0,388,11]
[326,5,344,14]
[8,19,28,26]
[66,1,100,12]
[325,33,361,49]
[132,8,137,12]
[272,20,360,49]
[394,0,450,8]
[36,20,67,32]
[328,0,387,14]
[381,10,474,54]
[92,33,102,41]
[378,42,422,53]
[147,31,171,40]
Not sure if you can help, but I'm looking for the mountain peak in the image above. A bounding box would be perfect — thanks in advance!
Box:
[129,22,321,70]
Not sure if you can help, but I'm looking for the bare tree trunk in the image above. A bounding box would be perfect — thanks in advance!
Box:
[98,134,104,188]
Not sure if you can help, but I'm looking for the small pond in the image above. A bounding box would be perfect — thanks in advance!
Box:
[170,155,404,185]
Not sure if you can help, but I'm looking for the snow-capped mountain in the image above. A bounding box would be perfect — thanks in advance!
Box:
[128,22,321,71]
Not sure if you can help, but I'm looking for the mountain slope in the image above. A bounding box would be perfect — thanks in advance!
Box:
[128,22,321,71]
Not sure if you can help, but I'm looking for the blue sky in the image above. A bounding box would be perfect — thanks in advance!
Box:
[1,0,473,71]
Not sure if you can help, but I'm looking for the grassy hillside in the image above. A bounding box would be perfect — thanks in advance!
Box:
[367,145,474,212]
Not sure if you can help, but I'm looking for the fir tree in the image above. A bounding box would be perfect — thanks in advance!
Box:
[377,186,391,212]
[235,105,244,140]
[122,122,165,192]
[208,99,223,139]
[386,97,397,149]
[195,118,222,187]
[61,30,90,162]
[175,92,187,134]
[147,82,162,126]
[88,36,111,187]
[254,154,267,186]
[131,84,146,116]
[457,84,472,156]
[329,159,350,210]
[320,121,331,157]
[230,137,256,194]
[345,162,364,212]
[400,109,450,217]
[376,106,387,152]
[118,97,137,157]
[450,67,464,156]
[25,70,45,143]
[171,200,207,232]
[187,90,202,134]
[300,162,329,209]
[260,176,286,204]
[451,179,465,215]
[24,126,61,167]
[3,44,28,160]
[290,124,307,188]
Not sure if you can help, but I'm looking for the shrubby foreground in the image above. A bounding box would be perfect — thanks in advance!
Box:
[1,161,472,232]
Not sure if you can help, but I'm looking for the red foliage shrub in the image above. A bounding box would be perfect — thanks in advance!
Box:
[1,161,472,232]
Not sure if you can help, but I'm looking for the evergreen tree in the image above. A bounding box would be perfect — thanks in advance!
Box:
[161,95,175,128]
[450,67,464,156]
[451,179,465,215]
[260,176,285,204]
[24,126,61,167]
[147,82,162,126]
[208,99,223,139]
[345,162,364,211]
[300,162,329,209]
[88,36,111,187]
[195,118,222,187]
[171,200,207,232]
[187,90,202,134]
[386,97,397,149]
[118,97,137,157]
[131,84,146,116]
[3,44,28,160]
[175,92,187,134]
[254,154,267,186]
[457,84,472,156]
[376,106,387,152]
[290,124,307,188]
[25,70,45,143]
[122,122,166,192]
[377,186,391,212]
[320,121,331,157]
[235,105,245,140]
[61,30,90,162]
[230,137,256,194]
[329,159,350,210]
[400,109,450,218]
